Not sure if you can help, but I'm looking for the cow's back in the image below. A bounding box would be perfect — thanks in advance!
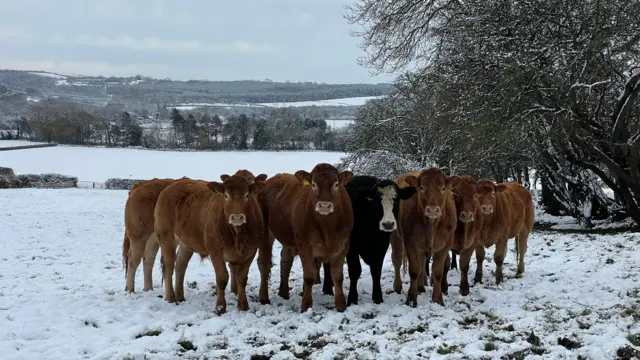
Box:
[261,173,303,246]
[125,178,176,237]
[502,182,534,233]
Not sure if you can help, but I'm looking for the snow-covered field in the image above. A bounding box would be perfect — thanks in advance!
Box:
[174,96,384,110]
[0,140,47,148]
[1,188,639,359]
[0,145,346,182]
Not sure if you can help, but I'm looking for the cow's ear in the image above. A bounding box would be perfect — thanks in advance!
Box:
[220,174,230,182]
[295,170,312,186]
[338,170,353,185]
[249,181,266,194]
[397,186,416,200]
[404,175,418,187]
[496,184,508,193]
[254,173,268,182]
[207,181,225,196]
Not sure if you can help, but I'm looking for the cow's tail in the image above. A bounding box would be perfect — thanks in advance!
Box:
[122,231,130,277]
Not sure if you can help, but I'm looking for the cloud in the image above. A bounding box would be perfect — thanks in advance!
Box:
[0,58,170,77]
[47,33,272,54]
[0,27,25,40]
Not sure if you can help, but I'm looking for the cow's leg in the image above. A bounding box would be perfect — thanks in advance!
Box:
[420,253,430,288]
[174,245,194,302]
[157,231,177,303]
[298,247,318,313]
[442,251,450,295]
[322,262,334,295]
[451,252,458,270]
[391,232,404,294]
[210,253,229,315]
[257,233,274,304]
[405,242,423,307]
[474,243,486,284]
[229,269,238,295]
[315,260,322,284]
[278,246,296,299]
[142,233,160,291]
[430,248,448,306]
[494,238,509,285]
[370,258,384,304]
[458,246,474,296]
[235,250,256,311]
[346,250,362,305]
[125,234,145,293]
[516,230,529,278]
[329,245,348,312]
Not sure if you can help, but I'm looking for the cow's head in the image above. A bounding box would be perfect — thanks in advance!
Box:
[208,174,266,227]
[226,169,268,184]
[452,178,480,223]
[295,163,352,216]
[476,179,506,215]
[405,168,452,220]
[356,179,416,232]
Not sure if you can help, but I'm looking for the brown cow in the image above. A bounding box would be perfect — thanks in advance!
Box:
[122,176,188,293]
[475,180,534,284]
[450,177,484,296]
[224,170,269,301]
[391,168,457,307]
[154,175,266,314]
[260,163,353,312]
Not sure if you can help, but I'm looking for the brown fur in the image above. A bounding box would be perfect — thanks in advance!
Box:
[123,177,189,293]
[391,168,457,307]
[450,177,484,296]
[259,163,354,312]
[154,175,266,314]
[474,180,534,284]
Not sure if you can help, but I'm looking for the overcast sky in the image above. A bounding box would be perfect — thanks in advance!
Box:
[0,0,394,84]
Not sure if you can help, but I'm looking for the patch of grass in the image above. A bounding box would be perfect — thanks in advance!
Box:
[250,353,273,360]
[501,347,547,360]
[626,333,640,347]
[398,324,426,336]
[298,333,332,349]
[83,320,98,328]
[557,337,582,350]
[617,345,640,360]
[135,329,162,339]
[484,342,498,351]
[459,315,480,327]
[437,344,460,355]
[178,340,197,352]
[525,331,541,347]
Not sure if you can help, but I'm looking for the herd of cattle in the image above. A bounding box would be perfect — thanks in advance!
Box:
[122,163,534,315]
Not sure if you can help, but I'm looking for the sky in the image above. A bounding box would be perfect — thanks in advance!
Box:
[0,0,395,84]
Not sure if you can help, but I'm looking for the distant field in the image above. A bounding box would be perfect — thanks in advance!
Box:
[0,145,347,182]
[174,95,383,110]
[0,140,47,148]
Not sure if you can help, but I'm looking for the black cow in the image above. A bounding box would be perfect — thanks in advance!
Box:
[321,175,416,304]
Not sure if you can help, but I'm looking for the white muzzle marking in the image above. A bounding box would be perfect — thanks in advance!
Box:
[378,186,397,232]
[315,201,334,215]
[228,213,246,226]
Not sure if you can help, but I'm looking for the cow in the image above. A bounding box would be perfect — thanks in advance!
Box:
[450,176,484,296]
[260,163,353,312]
[474,179,534,284]
[122,176,189,293]
[154,174,266,314]
[390,168,457,307]
[320,175,416,305]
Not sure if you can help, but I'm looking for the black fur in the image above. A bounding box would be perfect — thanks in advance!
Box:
[321,175,416,305]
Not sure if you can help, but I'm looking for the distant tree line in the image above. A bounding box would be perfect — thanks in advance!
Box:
[343,0,640,227]
[4,100,348,151]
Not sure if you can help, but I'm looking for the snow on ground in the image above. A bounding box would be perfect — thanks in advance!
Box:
[174,96,384,110]
[0,140,47,148]
[0,146,346,182]
[1,188,639,359]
